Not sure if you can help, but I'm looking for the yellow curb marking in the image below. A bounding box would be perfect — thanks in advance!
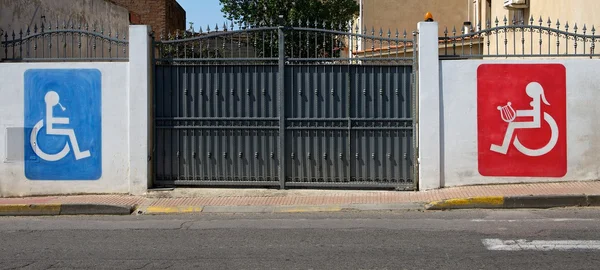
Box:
[0,204,62,214]
[427,196,504,209]
[145,206,204,214]
[277,206,343,213]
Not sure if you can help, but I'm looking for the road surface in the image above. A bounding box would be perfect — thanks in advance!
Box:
[1,208,600,269]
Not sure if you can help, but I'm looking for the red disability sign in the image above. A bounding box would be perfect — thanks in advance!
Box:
[477,64,567,177]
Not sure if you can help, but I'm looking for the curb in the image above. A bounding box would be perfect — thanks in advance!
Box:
[138,203,425,215]
[0,204,135,216]
[426,194,600,210]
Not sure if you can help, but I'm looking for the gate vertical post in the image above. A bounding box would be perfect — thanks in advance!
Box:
[417,21,441,190]
[128,25,153,195]
[277,18,286,189]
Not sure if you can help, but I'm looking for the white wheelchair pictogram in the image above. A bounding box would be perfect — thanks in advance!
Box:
[30,91,91,162]
[490,82,559,157]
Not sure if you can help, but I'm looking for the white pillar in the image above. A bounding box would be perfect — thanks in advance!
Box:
[417,21,441,190]
[128,25,152,195]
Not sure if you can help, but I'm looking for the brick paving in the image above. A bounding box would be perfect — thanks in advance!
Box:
[1,181,599,207]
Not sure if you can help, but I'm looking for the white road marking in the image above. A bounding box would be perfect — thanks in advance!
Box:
[471,218,596,222]
[482,239,600,251]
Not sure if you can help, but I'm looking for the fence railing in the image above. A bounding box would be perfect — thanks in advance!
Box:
[439,15,600,58]
[1,22,129,62]
[153,20,415,65]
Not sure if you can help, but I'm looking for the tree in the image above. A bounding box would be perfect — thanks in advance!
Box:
[220,0,359,58]
[220,0,359,28]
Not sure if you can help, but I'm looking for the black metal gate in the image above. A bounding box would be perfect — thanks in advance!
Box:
[152,22,417,190]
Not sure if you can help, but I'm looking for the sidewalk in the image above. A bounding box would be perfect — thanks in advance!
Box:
[1,181,600,215]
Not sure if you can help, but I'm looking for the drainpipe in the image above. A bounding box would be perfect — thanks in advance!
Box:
[467,0,470,22]
[358,0,363,52]
[475,0,480,29]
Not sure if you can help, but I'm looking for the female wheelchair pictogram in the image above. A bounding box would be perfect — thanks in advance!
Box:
[490,82,559,157]
[30,91,91,162]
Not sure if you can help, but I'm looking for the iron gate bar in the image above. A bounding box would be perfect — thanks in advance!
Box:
[278,25,286,189]
[152,21,416,189]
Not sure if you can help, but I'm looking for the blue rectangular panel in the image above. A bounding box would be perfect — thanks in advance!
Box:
[24,69,102,180]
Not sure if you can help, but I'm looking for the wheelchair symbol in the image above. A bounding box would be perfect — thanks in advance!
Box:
[490,82,559,157]
[30,91,91,162]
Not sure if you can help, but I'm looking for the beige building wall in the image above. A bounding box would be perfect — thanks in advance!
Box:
[360,0,472,37]
[348,0,477,58]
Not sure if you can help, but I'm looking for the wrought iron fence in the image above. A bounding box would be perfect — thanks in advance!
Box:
[1,22,129,62]
[439,15,600,58]
[152,20,418,189]
[153,20,416,65]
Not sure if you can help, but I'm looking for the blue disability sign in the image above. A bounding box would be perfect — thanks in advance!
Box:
[24,69,102,180]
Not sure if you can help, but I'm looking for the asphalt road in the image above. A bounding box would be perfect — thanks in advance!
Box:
[1,208,600,269]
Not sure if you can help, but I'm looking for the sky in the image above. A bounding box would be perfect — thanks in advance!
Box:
[176,0,228,32]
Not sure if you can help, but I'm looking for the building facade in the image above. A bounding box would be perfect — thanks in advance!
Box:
[108,0,186,36]
[0,0,130,35]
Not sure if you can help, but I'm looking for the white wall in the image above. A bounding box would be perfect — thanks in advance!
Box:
[0,26,150,197]
[439,59,600,187]
[0,63,130,197]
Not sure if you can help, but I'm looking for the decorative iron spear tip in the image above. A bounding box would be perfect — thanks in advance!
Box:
[354,23,359,32]
[565,22,569,31]
[530,15,534,24]
[222,22,227,31]
[444,27,448,34]
[199,26,203,34]
[486,19,491,29]
[206,24,210,32]
[379,27,383,36]
[48,20,52,29]
[547,17,552,25]
[556,19,561,28]
[538,16,543,24]
[495,17,499,26]
[313,20,318,27]
[592,25,596,34]
[574,23,578,32]
[12,30,15,39]
[323,21,327,28]
[387,29,391,38]
[583,24,587,33]
[26,25,30,35]
[396,29,400,38]
[215,23,219,31]
[452,26,456,35]
[33,24,38,33]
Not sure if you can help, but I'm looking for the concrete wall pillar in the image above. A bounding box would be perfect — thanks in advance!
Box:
[128,25,152,195]
[417,21,441,190]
